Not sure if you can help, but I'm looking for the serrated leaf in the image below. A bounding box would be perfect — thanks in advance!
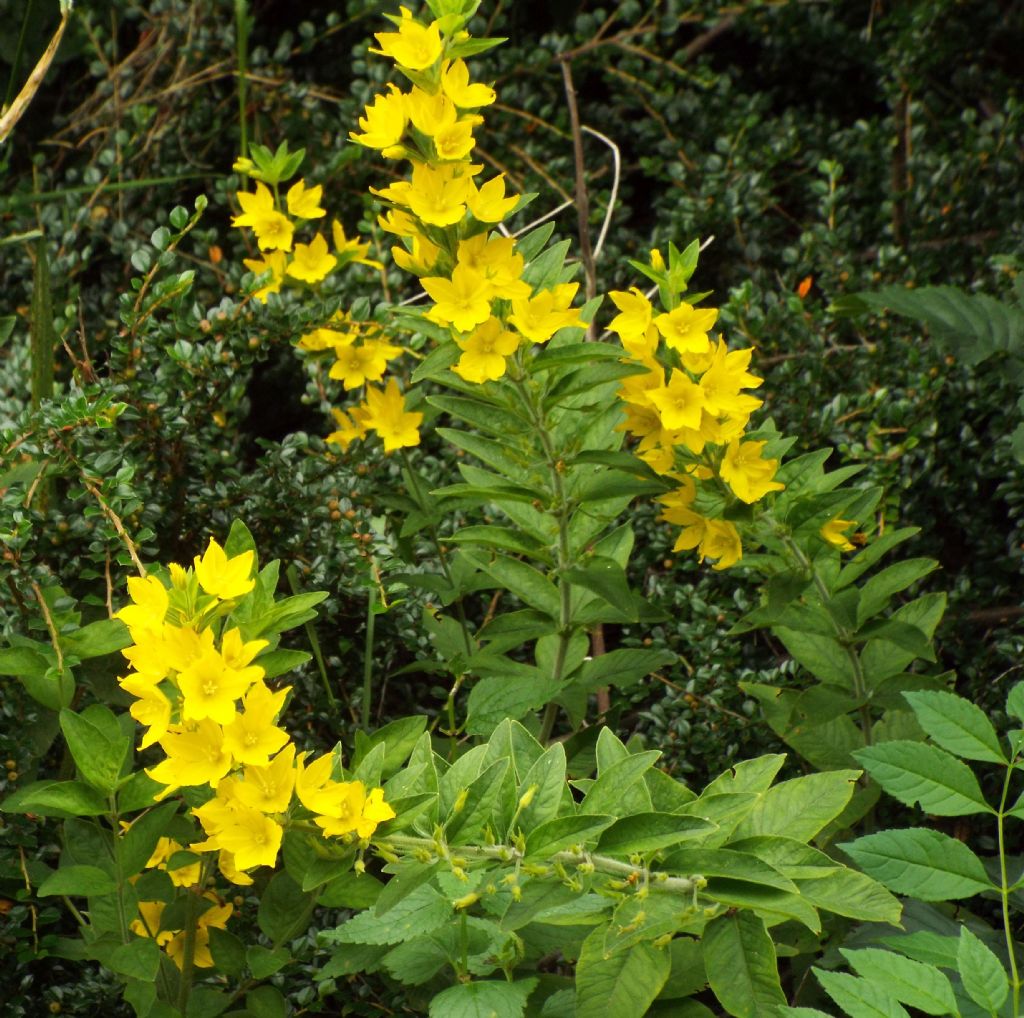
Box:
[465,672,554,736]
[841,828,993,900]
[703,911,786,1017]
[324,885,452,945]
[853,742,991,816]
[840,947,957,1016]
[814,969,910,1018]
[429,978,537,1018]
[902,690,1006,763]
[733,770,860,842]
[957,926,1008,1013]
[575,929,671,1018]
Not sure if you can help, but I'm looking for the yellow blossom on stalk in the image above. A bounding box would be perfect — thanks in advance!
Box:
[701,519,743,570]
[407,161,478,227]
[821,517,857,551]
[406,87,457,136]
[328,339,400,390]
[362,378,423,453]
[217,850,253,887]
[148,719,233,793]
[608,287,653,346]
[222,680,291,765]
[453,317,520,383]
[242,249,288,302]
[325,407,370,450]
[371,8,443,70]
[423,264,493,332]
[131,901,174,946]
[350,85,408,151]
[115,575,169,637]
[332,220,383,269]
[163,624,212,674]
[143,837,201,887]
[441,58,496,108]
[392,233,441,276]
[719,439,784,504]
[201,800,283,872]
[699,339,764,418]
[509,283,583,343]
[294,751,337,814]
[120,674,172,749]
[298,326,353,352]
[467,174,519,223]
[232,183,294,252]
[178,646,257,725]
[314,780,396,839]
[456,234,530,300]
[434,119,478,161]
[194,538,255,600]
[378,207,420,237]
[165,898,232,970]
[286,179,326,219]
[233,744,297,814]
[649,369,706,431]
[654,303,718,354]
[372,179,413,207]
[286,233,337,284]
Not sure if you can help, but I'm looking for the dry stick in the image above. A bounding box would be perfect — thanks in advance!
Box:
[30,580,64,675]
[582,126,621,263]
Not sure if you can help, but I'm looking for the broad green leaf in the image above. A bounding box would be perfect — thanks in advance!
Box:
[580,751,660,816]
[575,929,671,1018]
[577,648,676,693]
[525,814,616,858]
[352,715,428,777]
[596,813,715,855]
[516,742,568,832]
[732,770,859,842]
[840,948,957,1015]
[117,771,166,814]
[861,593,946,684]
[902,690,1006,763]
[253,647,311,678]
[795,869,901,924]
[465,672,554,736]
[207,928,246,978]
[437,427,525,476]
[704,755,787,797]
[658,936,707,999]
[563,557,636,619]
[957,926,1008,1013]
[1007,682,1024,722]
[2,779,108,817]
[61,619,131,659]
[445,758,508,844]
[245,985,288,1018]
[449,525,554,563]
[38,864,117,897]
[853,741,991,816]
[108,938,162,982]
[879,932,960,969]
[856,558,938,627]
[774,628,856,688]
[247,945,292,979]
[429,978,538,1018]
[814,970,910,1018]
[481,554,561,618]
[60,705,130,793]
[324,885,452,945]
[119,802,179,877]
[318,870,384,909]
[604,892,686,955]
[257,871,315,944]
[659,848,797,894]
[703,911,786,1017]
[841,828,993,900]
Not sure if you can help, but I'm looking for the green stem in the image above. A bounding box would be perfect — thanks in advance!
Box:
[176,888,200,1014]
[107,801,130,947]
[235,0,250,157]
[998,752,1022,1015]
[286,563,336,709]
[362,581,376,732]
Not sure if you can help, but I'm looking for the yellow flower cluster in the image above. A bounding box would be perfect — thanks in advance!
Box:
[115,538,395,916]
[130,893,231,970]
[608,263,784,569]
[355,7,585,386]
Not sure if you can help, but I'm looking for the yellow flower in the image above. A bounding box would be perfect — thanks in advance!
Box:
[332,219,383,269]
[423,264,493,333]
[509,283,583,343]
[313,781,396,839]
[821,517,857,552]
[362,378,423,453]
[194,538,255,600]
[608,287,653,346]
[148,720,233,792]
[456,234,530,300]
[222,680,291,766]
[286,232,337,284]
[120,674,172,749]
[328,340,400,390]
[205,801,283,871]
[232,183,294,252]
[653,303,718,355]
[131,901,174,947]
[392,233,441,276]
[407,161,477,227]
[649,369,706,432]
[242,249,288,302]
[434,119,478,161]
[233,744,297,814]
[286,179,326,219]
[441,59,496,108]
[699,340,763,419]
[350,85,408,151]
[719,439,784,504]
[467,174,519,223]
[325,407,369,451]
[115,575,169,638]
[406,87,457,137]
[371,10,443,70]
[178,646,257,725]
[701,519,743,570]
[453,317,520,383]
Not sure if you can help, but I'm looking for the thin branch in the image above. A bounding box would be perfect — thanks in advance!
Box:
[581,126,621,262]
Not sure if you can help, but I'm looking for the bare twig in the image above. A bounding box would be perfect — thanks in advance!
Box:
[31,580,64,675]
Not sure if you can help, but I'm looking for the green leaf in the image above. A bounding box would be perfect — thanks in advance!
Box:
[257,871,315,944]
[61,619,131,659]
[60,705,130,793]
[120,802,179,877]
[659,848,797,893]
[793,868,902,925]
[1007,682,1024,722]
[879,932,960,969]
[323,885,453,946]
[902,690,1006,763]
[658,937,707,999]
[957,926,1008,1013]
[445,758,509,844]
[575,929,671,1018]
[449,525,554,563]
[841,828,993,900]
[576,648,676,693]
[465,672,554,736]
[581,751,660,816]
[318,870,384,909]
[596,813,716,855]
[245,985,288,1018]
[516,742,568,833]
[853,742,991,816]
[2,779,109,817]
[117,771,166,814]
[840,948,957,1016]
[247,945,292,979]
[108,938,162,982]
[813,969,910,1018]
[703,911,786,1017]
[563,557,636,618]
[207,928,247,978]
[525,814,617,858]
[733,770,860,842]
[38,864,117,897]
[428,978,537,1018]
[253,648,310,678]
[352,716,428,778]
[774,628,856,688]
[481,554,561,617]
[856,558,939,627]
